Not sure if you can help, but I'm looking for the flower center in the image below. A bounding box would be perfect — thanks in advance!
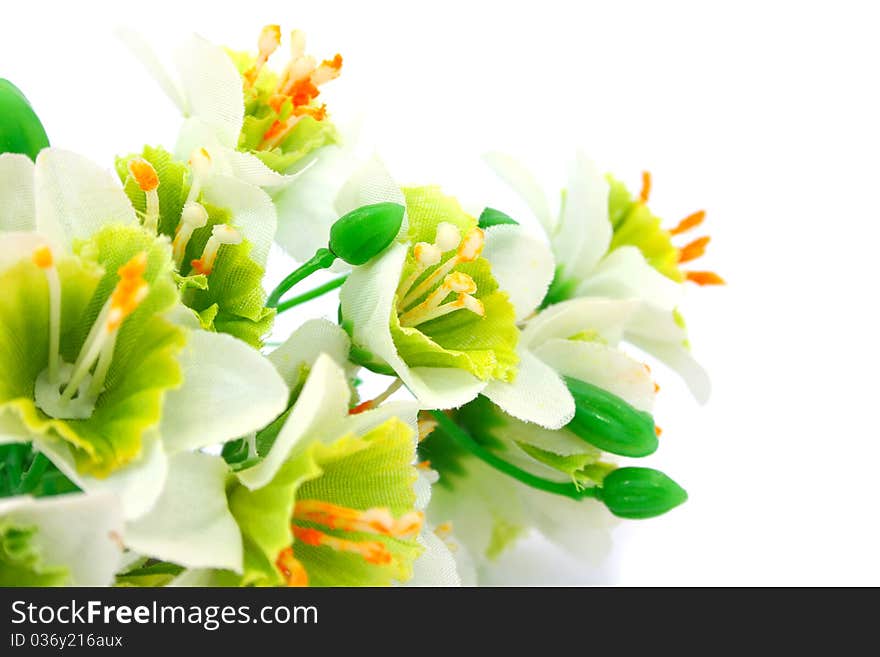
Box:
[395,222,486,327]
[33,249,149,420]
[242,25,343,151]
[639,171,724,286]
[276,500,424,586]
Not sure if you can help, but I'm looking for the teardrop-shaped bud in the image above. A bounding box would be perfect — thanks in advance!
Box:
[329,202,405,265]
[597,467,687,519]
[478,207,518,228]
[564,377,658,457]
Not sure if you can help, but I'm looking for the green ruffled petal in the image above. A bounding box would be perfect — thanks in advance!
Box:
[0,521,68,586]
[227,417,422,587]
[0,224,185,477]
[251,117,338,174]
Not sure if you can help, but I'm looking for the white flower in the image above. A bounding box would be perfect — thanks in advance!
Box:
[485,151,710,402]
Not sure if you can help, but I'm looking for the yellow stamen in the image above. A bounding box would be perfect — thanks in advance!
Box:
[399,272,481,327]
[417,415,438,442]
[399,227,485,309]
[275,546,309,587]
[32,245,53,269]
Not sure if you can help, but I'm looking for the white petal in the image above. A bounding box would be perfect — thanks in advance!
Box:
[161,331,289,454]
[203,175,276,267]
[483,152,555,234]
[237,353,350,490]
[0,492,124,586]
[482,224,555,321]
[335,155,407,223]
[0,231,55,275]
[554,151,612,279]
[225,149,311,189]
[625,304,711,403]
[268,318,350,388]
[577,246,683,311]
[335,400,421,444]
[340,243,484,410]
[116,27,187,114]
[174,117,227,164]
[125,452,243,572]
[174,34,244,148]
[521,297,640,348]
[0,153,35,231]
[483,348,574,429]
[272,144,358,263]
[403,530,461,587]
[533,338,656,412]
[37,435,168,520]
[34,148,136,248]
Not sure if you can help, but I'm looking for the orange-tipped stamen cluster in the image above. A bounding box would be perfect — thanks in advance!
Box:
[290,500,423,567]
[244,26,343,151]
[397,223,486,326]
[275,546,309,587]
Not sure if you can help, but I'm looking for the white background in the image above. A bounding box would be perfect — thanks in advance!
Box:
[3,0,878,585]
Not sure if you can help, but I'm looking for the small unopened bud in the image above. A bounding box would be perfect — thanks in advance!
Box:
[478,207,518,228]
[596,467,688,519]
[564,377,658,457]
[328,202,405,266]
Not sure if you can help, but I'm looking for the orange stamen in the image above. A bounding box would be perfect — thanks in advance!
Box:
[349,400,373,415]
[416,460,432,470]
[639,171,652,204]
[32,245,53,269]
[127,158,159,192]
[292,526,393,566]
[106,253,149,331]
[685,271,726,286]
[669,210,706,236]
[294,500,423,538]
[678,236,711,263]
[275,546,309,587]
[655,425,663,437]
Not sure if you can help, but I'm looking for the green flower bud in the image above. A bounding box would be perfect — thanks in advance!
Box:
[564,377,658,457]
[478,207,518,228]
[329,202,405,265]
[0,79,49,160]
[597,467,688,519]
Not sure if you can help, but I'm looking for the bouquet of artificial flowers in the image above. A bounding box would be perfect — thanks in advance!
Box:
[0,24,721,587]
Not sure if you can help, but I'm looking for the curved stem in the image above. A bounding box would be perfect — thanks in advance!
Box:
[275,274,348,315]
[428,410,598,501]
[18,452,49,494]
[267,248,337,308]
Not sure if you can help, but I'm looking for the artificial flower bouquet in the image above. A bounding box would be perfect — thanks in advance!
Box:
[0,24,721,587]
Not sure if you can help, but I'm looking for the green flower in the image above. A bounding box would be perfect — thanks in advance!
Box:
[115,145,275,347]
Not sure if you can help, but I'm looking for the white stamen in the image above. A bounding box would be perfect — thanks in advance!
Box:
[184,148,212,206]
[434,222,461,252]
[87,331,117,398]
[172,202,209,268]
[33,247,61,384]
[143,191,160,233]
[192,224,242,276]
[395,243,442,301]
[398,273,480,327]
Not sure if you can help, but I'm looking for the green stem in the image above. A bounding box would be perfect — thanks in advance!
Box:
[18,452,49,494]
[275,274,348,315]
[266,248,337,308]
[429,410,598,501]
